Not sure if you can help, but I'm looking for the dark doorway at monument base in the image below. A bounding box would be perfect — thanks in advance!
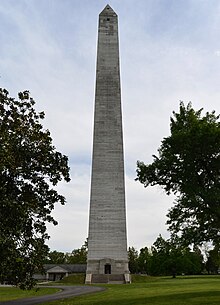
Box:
[105,264,111,274]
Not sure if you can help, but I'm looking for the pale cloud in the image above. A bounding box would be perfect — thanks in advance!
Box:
[1,0,220,251]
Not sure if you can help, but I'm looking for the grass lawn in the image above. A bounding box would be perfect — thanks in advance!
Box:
[40,275,220,305]
[0,286,61,302]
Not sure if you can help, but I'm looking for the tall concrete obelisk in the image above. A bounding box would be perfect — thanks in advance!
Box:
[86,5,130,284]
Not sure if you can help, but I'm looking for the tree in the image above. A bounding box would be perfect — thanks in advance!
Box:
[128,247,139,274]
[149,235,204,277]
[136,102,220,246]
[138,246,151,274]
[149,235,173,276]
[44,251,67,264]
[206,245,220,274]
[66,241,88,264]
[44,240,88,265]
[0,88,70,289]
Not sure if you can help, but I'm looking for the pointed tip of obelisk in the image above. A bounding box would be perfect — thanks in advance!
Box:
[100,4,117,16]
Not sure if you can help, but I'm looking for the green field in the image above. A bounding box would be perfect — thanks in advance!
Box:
[0,286,60,302]
[1,276,219,305]
[43,275,220,305]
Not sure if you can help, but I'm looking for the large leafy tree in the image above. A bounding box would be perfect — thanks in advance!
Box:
[136,102,220,246]
[0,88,70,289]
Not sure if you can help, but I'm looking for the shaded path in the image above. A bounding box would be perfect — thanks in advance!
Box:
[0,285,105,305]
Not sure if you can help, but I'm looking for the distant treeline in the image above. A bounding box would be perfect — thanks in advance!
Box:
[47,236,219,276]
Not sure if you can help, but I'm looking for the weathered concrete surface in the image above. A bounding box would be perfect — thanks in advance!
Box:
[0,285,105,305]
[86,5,129,281]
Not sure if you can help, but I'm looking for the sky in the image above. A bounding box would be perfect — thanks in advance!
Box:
[1,0,220,253]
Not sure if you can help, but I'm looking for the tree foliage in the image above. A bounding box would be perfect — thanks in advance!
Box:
[45,251,67,264]
[44,240,88,265]
[0,88,70,289]
[136,102,220,246]
[128,235,204,276]
[205,245,220,274]
[149,235,203,277]
[66,245,87,264]
[138,247,151,274]
[128,247,139,274]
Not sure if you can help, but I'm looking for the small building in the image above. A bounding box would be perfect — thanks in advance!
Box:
[34,264,86,281]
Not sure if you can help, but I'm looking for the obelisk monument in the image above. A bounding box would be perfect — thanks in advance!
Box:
[85,5,130,284]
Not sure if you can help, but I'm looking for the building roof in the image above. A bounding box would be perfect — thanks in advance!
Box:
[44,264,86,273]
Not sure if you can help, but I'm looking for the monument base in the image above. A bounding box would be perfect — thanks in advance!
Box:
[85,258,131,284]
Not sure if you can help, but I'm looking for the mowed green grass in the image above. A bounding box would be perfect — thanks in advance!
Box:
[41,275,220,305]
[0,286,60,301]
[1,276,219,304]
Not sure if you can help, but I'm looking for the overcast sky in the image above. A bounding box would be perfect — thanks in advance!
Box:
[1,0,220,252]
